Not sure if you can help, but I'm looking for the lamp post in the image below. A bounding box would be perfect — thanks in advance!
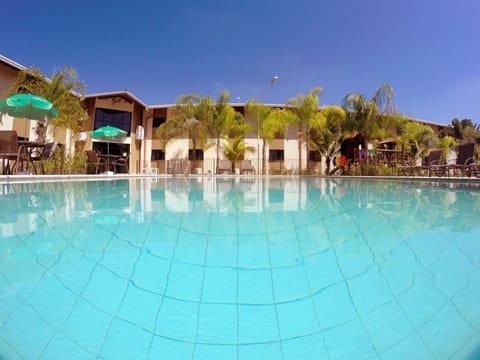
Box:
[257,75,279,175]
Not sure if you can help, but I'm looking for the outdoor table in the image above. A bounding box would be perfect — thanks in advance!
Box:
[98,154,119,174]
[17,141,46,174]
[0,141,45,174]
[0,152,20,174]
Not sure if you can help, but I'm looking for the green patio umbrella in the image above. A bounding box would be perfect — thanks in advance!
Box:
[91,125,128,141]
[0,93,58,140]
[91,125,128,173]
[0,93,58,120]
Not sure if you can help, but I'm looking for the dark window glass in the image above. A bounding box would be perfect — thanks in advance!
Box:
[94,108,132,135]
[232,106,245,115]
[93,142,129,156]
[151,150,165,160]
[152,117,166,128]
[269,149,284,161]
[309,151,321,161]
[189,149,204,160]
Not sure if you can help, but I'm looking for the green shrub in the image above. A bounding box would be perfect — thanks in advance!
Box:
[65,151,87,174]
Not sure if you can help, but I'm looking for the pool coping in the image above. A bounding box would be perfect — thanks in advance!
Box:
[1,173,480,185]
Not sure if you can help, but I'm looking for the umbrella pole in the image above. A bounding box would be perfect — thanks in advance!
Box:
[24,101,33,140]
[24,118,28,141]
[107,141,112,174]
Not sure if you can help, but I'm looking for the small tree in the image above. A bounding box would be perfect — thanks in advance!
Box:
[438,135,457,163]
[221,135,256,173]
[397,121,435,165]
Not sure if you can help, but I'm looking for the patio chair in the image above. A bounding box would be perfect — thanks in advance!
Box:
[397,156,415,176]
[217,159,232,174]
[429,142,475,177]
[424,149,447,177]
[240,159,255,174]
[446,142,476,177]
[398,149,443,176]
[0,130,29,174]
[472,163,480,178]
[85,150,106,174]
[30,141,58,174]
[114,156,129,174]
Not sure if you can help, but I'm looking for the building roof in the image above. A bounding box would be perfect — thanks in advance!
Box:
[0,54,26,72]
[148,103,176,109]
[85,90,148,109]
[407,116,447,128]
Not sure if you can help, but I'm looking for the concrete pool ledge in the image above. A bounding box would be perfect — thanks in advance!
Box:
[1,173,480,184]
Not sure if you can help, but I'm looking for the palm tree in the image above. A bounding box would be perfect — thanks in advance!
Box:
[7,66,88,141]
[438,135,457,163]
[245,100,272,174]
[309,106,346,175]
[156,93,209,171]
[286,87,323,174]
[157,91,248,173]
[245,101,294,175]
[221,135,256,173]
[204,90,249,173]
[342,83,396,158]
[397,121,435,165]
[451,118,480,142]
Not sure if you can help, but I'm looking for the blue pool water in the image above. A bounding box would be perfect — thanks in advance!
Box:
[0,177,480,359]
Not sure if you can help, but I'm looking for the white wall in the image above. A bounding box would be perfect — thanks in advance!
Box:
[165,139,189,160]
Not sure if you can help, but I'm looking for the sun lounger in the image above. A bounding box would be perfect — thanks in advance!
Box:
[240,160,255,174]
[447,142,475,177]
[398,149,443,176]
[217,159,232,174]
[430,142,475,177]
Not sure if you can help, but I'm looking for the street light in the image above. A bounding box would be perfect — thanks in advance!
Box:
[257,75,279,175]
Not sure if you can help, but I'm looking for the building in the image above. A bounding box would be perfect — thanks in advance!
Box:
[1,54,449,175]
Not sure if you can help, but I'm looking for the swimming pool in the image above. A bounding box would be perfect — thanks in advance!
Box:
[0,177,479,359]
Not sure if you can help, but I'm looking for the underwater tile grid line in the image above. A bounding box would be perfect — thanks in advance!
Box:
[0,177,479,359]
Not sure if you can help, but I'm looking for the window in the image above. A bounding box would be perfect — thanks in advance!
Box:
[309,151,322,161]
[94,108,132,135]
[152,117,166,128]
[93,142,129,156]
[151,150,165,160]
[189,149,204,160]
[269,149,284,161]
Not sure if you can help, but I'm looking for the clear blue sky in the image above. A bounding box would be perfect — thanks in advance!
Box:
[3,0,480,125]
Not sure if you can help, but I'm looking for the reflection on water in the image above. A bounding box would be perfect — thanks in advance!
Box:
[1,177,480,359]
[1,178,480,237]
